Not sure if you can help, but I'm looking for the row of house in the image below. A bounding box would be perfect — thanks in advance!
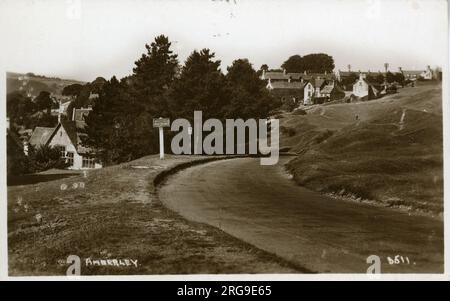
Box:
[261,69,345,106]
[335,65,435,83]
[263,65,436,105]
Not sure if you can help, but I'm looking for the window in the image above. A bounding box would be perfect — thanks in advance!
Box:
[65,152,74,166]
[82,156,95,169]
[55,145,66,158]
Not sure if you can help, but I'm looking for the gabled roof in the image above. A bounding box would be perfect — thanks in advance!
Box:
[308,73,335,80]
[268,81,305,90]
[314,78,327,88]
[45,120,92,154]
[264,72,288,80]
[28,126,55,147]
[339,71,386,77]
[401,70,424,75]
[320,84,335,94]
[263,71,335,82]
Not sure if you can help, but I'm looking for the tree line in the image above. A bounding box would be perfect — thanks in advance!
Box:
[81,35,279,165]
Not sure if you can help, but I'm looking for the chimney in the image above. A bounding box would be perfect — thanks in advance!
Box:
[283,69,286,75]
[72,108,76,121]
[262,69,266,79]
[359,72,364,80]
[301,78,304,84]
[398,67,402,72]
[57,100,62,123]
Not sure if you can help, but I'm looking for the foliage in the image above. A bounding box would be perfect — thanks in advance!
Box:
[386,71,396,83]
[62,83,83,96]
[7,92,57,129]
[282,53,335,73]
[83,35,179,165]
[281,55,303,73]
[34,91,53,112]
[28,144,69,172]
[340,72,358,90]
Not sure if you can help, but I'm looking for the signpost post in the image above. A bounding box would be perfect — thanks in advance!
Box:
[153,117,170,159]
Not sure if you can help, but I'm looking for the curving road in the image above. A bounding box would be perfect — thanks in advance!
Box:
[159,157,443,273]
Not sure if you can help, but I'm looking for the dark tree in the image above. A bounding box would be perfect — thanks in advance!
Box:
[224,59,277,119]
[341,72,358,90]
[34,91,53,112]
[386,71,396,83]
[90,77,107,93]
[83,35,180,164]
[82,76,137,164]
[131,34,179,116]
[62,83,83,96]
[7,92,36,122]
[260,64,269,72]
[169,48,227,120]
[393,72,405,86]
[281,55,303,73]
[301,53,335,73]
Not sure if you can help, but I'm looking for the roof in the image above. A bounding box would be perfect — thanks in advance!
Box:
[320,84,335,94]
[28,127,55,147]
[46,120,92,154]
[338,71,386,77]
[401,70,424,75]
[268,81,305,90]
[308,73,335,80]
[264,72,288,80]
[314,78,326,88]
[263,71,334,81]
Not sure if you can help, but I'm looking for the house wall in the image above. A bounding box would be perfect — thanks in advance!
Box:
[422,69,433,80]
[47,126,83,169]
[303,83,314,105]
[353,79,369,97]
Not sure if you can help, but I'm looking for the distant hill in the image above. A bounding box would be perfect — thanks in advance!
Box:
[280,81,443,216]
[6,72,86,97]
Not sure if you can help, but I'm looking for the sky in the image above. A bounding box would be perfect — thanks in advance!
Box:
[0,0,448,82]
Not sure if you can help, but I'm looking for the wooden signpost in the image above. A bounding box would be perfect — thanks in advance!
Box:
[153,117,170,159]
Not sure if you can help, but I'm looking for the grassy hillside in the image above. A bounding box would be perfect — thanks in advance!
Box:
[280,81,443,216]
[7,72,85,97]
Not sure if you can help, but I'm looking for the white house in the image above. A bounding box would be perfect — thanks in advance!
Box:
[352,73,379,99]
[28,107,102,170]
[400,66,433,81]
[303,81,315,105]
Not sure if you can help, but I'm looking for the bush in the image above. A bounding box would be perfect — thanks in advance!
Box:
[28,145,69,172]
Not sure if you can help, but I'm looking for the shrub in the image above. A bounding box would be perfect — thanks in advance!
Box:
[28,145,69,172]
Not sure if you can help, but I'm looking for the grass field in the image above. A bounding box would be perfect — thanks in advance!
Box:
[7,155,298,276]
[280,81,443,217]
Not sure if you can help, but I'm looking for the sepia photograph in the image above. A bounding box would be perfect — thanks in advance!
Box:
[0,0,448,283]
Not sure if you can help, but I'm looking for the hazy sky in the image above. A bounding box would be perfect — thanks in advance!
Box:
[0,0,447,82]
